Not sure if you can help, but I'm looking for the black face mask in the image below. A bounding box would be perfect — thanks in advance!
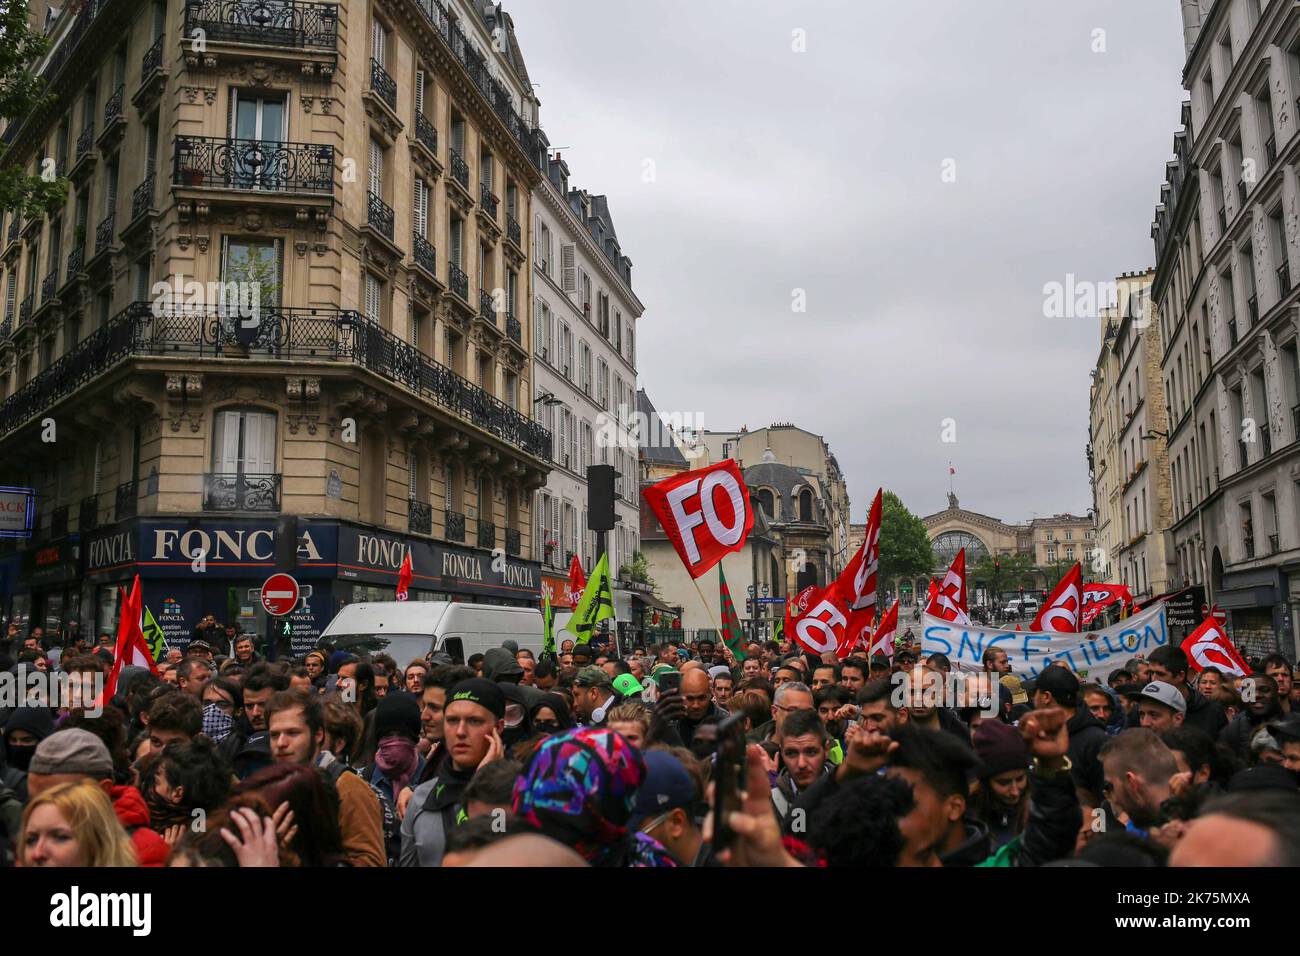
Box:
[5,744,35,772]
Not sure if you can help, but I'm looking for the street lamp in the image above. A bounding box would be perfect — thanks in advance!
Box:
[746,584,756,642]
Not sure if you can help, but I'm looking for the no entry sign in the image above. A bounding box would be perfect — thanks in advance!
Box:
[261,573,300,617]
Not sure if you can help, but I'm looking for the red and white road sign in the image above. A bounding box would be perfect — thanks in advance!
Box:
[1202,603,1228,625]
[261,573,300,617]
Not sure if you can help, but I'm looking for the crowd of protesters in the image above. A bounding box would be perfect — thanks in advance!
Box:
[3,618,1300,868]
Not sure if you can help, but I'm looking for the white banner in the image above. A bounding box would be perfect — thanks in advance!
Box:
[921,602,1169,681]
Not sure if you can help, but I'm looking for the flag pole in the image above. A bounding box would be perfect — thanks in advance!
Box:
[690,572,725,642]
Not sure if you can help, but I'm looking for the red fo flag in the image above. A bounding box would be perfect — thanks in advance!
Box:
[1080,583,1133,626]
[642,459,754,579]
[396,551,413,601]
[784,584,820,640]
[1181,616,1252,677]
[866,600,900,659]
[104,575,156,702]
[835,488,882,618]
[1031,563,1084,633]
[924,578,938,608]
[926,550,971,625]
[567,554,587,608]
[791,589,858,657]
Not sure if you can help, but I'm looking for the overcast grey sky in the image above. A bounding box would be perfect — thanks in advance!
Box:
[508,0,1189,524]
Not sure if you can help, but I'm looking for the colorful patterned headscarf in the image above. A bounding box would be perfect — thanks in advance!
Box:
[511,727,676,867]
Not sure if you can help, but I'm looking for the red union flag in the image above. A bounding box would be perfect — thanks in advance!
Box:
[792,591,856,656]
[1080,583,1133,626]
[926,549,971,625]
[835,488,882,617]
[642,459,754,579]
[866,600,900,659]
[1031,563,1083,633]
[1181,617,1252,678]
[395,551,413,601]
[567,554,587,607]
[784,584,821,639]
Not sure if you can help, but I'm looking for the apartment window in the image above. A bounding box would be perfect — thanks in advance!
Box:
[450,115,465,159]
[1219,29,1233,78]
[535,216,551,276]
[231,90,286,143]
[581,421,593,471]
[597,358,609,409]
[413,177,429,239]
[4,271,16,322]
[579,341,591,393]
[627,322,635,365]
[506,269,517,318]
[559,323,573,378]
[561,243,576,293]
[580,270,591,314]
[479,151,493,192]
[371,16,387,66]
[598,291,610,337]
[414,67,427,119]
[364,272,383,325]
[368,137,384,200]
[504,371,518,410]
[220,237,280,314]
[212,408,276,479]
[614,309,622,352]
[534,298,552,361]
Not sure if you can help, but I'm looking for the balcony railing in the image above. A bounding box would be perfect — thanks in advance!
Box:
[102,84,124,129]
[369,58,396,112]
[94,212,115,253]
[6,216,17,244]
[479,288,496,324]
[1269,533,1280,554]
[1245,536,1256,559]
[75,125,95,161]
[80,495,99,532]
[1237,180,1247,206]
[66,245,84,278]
[1279,262,1291,297]
[479,184,498,219]
[175,136,335,193]
[0,302,552,459]
[131,172,156,220]
[41,270,57,304]
[1228,318,1239,346]
[413,233,436,276]
[505,527,520,557]
[1262,424,1272,458]
[183,0,339,50]
[367,191,394,240]
[506,211,521,246]
[203,472,281,511]
[1248,294,1259,324]
[1239,439,1250,469]
[409,497,432,534]
[141,33,164,81]
[477,521,495,549]
[1266,134,1277,167]
[18,294,32,325]
[115,479,137,521]
[415,111,437,155]
[449,262,468,300]
[449,149,469,189]
[446,509,466,542]
[506,312,521,345]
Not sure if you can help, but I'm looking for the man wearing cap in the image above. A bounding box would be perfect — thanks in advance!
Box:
[401,678,505,867]
[572,667,617,727]
[631,751,715,866]
[26,728,170,866]
[1147,646,1228,736]
[1137,681,1186,734]
[611,672,645,702]
[1032,666,1107,803]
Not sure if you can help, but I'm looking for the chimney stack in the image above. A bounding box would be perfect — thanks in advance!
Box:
[1180,0,1202,57]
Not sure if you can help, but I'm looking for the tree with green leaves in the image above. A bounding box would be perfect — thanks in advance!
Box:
[877,491,932,588]
[0,0,70,218]
[969,552,1039,604]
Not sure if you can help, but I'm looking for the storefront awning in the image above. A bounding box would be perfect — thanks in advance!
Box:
[627,590,675,613]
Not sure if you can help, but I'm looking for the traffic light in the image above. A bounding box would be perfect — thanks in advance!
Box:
[1018,585,1024,595]
[272,617,292,661]
[587,465,617,531]
[994,558,1000,571]
[276,515,299,569]
[745,598,753,615]
[1040,589,1047,600]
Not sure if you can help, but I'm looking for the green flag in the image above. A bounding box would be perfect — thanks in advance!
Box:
[542,594,556,657]
[718,566,747,661]
[141,605,168,663]
[565,553,615,645]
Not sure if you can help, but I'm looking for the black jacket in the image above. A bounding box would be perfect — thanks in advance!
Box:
[1219,710,1278,759]
[1183,688,1228,738]
[940,819,993,867]
[1066,707,1108,801]
[1016,763,1083,866]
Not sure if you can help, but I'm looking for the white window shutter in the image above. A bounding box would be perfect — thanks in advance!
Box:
[414,69,425,115]
[534,214,543,261]
[561,244,576,293]
[369,139,382,196]
[372,18,385,65]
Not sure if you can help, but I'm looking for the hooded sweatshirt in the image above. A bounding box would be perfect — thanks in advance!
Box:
[1066,706,1108,800]
[481,647,524,683]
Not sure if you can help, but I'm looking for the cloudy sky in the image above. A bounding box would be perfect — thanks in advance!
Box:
[507,0,1189,524]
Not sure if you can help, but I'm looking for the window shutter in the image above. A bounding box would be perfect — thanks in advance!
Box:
[534,298,543,356]
[214,411,240,473]
[414,177,427,237]
[371,17,385,65]
[369,139,382,196]
[561,244,576,293]
[534,214,543,262]
[246,411,276,474]
[408,454,417,499]
[414,69,425,115]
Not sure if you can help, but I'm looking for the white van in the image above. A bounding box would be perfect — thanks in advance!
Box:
[316,601,549,666]
[1001,598,1039,616]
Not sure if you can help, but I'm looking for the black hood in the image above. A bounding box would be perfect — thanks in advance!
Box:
[482,647,524,682]
[1068,707,1107,735]
[940,818,993,867]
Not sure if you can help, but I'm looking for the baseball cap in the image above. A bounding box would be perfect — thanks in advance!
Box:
[1139,680,1187,714]
[29,729,114,778]
[627,751,697,830]
[447,678,506,718]
[1034,666,1081,708]
[612,673,644,697]
[188,640,214,655]
[574,666,613,689]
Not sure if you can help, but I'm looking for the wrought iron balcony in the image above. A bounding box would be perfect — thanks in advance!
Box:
[1266,134,1277,167]
[41,270,57,304]
[115,479,138,520]
[80,495,99,532]
[1279,262,1291,297]
[18,294,32,325]
[1248,294,1259,324]
[477,521,495,549]
[131,172,156,220]
[1245,536,1256,559]
[449,261,468,300]
[1239,439,1250,470]
[479,184,498,219]
[409,497,432,534]
[1237,180,1247,206]
[0,319,10,341]
[141,33,164,82]
[1228,318,1238,346]
[94,212,116,253]
[6,216,17,244]
[505,527,520,557]
[413,233,436,276]
[506,312,521,345]
[103,84,125,130]
[506,211,521,247]
[1269,533,1280,554]
[446,509,466,542]
[183,0,339,50]
[175,136,334,193]
[0,302,553,459]
[49,505,68,539]
[415,111,437,155]
[75,125,95,160]
[367,191,394,240]
[1262,425,1272,457]
[369,58,396,112]
[479,288,496,324]
[203,472,281,512]
[66,245,84,278]
[449,149,469,190]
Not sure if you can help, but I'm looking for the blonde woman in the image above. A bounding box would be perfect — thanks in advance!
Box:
[20,780,138,867]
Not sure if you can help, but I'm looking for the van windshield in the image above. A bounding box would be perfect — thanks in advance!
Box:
[315,634,435,665]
